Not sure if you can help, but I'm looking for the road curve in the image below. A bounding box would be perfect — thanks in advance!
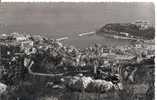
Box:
[27,60,64,77]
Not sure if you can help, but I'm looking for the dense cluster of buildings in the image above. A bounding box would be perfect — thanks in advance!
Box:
[132,20,151,30]
[0,32,154,95]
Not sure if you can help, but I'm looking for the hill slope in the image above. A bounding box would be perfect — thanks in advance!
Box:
[96,22,155,40]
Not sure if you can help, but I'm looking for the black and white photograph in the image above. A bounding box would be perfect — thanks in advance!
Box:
[0,2,155,100]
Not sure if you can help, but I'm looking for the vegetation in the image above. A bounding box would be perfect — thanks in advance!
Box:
[0,29,154,100]
[97,23,155,39]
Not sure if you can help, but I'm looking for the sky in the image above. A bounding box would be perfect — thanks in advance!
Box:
[0,2,155,37]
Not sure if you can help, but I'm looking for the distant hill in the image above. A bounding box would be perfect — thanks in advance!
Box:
[96,22,155,40]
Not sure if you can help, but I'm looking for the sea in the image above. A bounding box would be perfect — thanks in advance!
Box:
[0,3,154,48]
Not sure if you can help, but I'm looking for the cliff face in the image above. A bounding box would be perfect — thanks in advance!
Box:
[96,22,155,40]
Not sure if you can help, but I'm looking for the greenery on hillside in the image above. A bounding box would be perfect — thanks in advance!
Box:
[97,23,155,40]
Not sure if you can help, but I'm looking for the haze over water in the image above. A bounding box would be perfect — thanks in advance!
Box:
[0,3,154,48]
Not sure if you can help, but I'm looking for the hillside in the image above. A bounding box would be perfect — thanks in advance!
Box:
[96,21,155,40]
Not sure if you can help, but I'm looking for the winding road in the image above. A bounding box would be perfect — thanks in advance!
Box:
[27,60,64,77]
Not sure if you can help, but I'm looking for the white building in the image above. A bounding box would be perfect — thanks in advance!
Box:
[10,32,27,41]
